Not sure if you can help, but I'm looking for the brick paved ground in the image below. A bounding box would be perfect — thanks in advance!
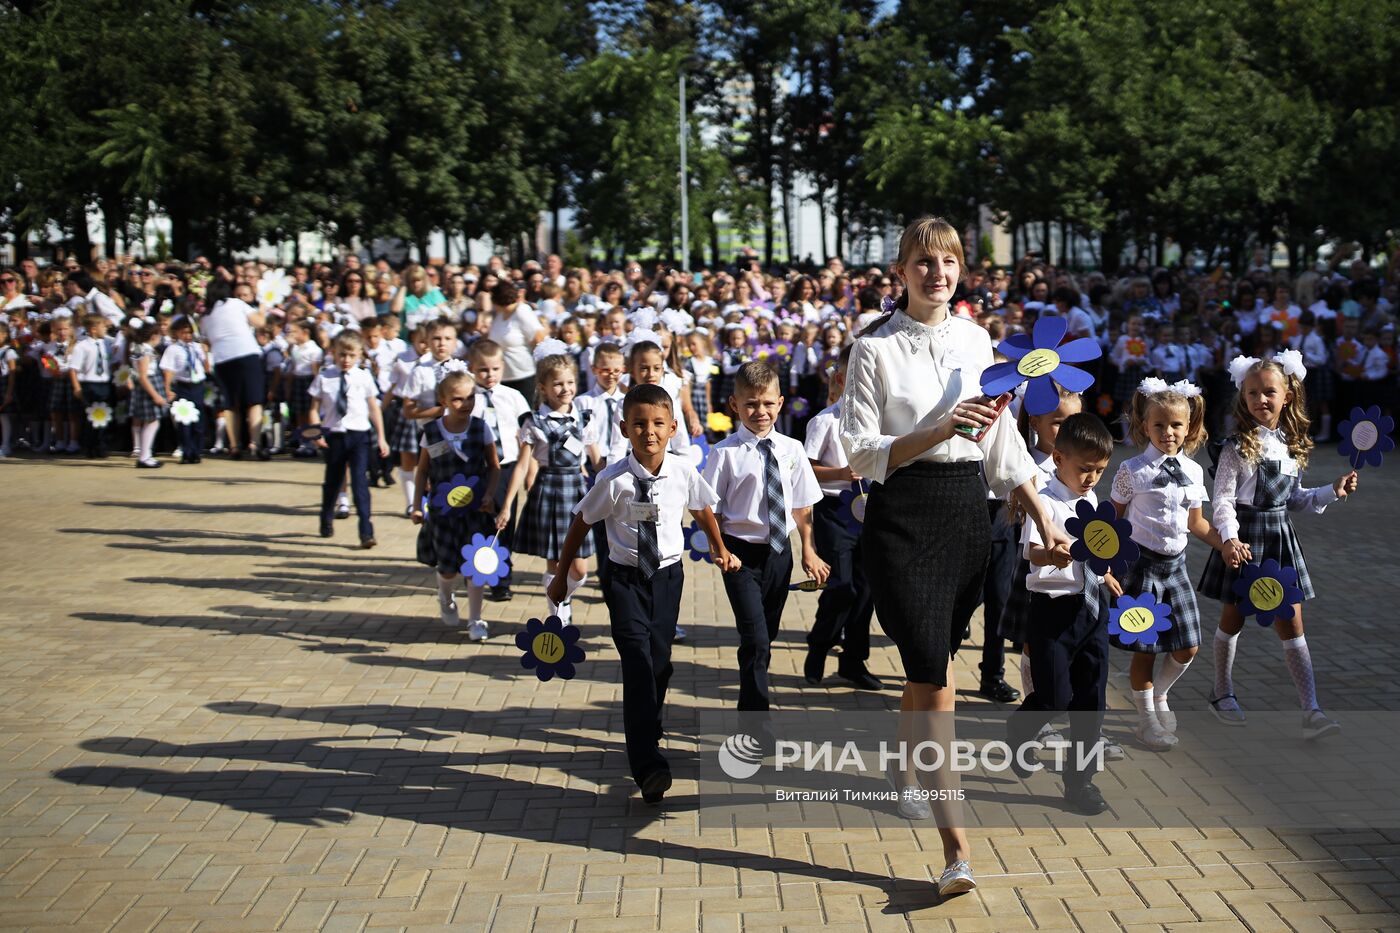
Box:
[2,450,1398,932]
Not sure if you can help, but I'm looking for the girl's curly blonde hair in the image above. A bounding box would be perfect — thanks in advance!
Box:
[1232,358,1312,471]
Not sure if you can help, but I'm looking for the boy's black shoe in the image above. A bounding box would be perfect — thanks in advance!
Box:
[256,446,272,461]
[1065,783,1108,815]
[319,522,334,539]
[803,649,826,685]
[486,585,513,602]
[640,769,672,804]
[977,678,1022,703]
[836,666,885,691]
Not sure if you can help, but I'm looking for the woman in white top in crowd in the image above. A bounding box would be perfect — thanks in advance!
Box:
[840,216,1071,897]
[484,279,544,406]
[200,279,268,459]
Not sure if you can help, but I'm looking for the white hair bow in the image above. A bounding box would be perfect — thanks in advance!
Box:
[1169,379,1202,399]
[532,338,571,362]
[1228,354,1261,387]
[436,359,467,375]
[1274,348,1306,381]
[1137,376,1170,397]
[660,308,693,335]
[625,328,663,351]
[628,308,658,331]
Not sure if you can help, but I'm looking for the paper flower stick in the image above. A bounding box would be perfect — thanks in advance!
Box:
[170,398,201,425]
[85,402,113,428]
[1337,406,1393,470]
[979,316,1101,415]
[430,473,483,513]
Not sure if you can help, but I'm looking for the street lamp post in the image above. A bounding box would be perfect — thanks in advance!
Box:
[679,69,688,274]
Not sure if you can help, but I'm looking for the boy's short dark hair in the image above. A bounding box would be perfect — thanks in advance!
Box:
[734,360,780,396]
[592,342,624,364]
[468,338,503,362]
[1054,412,1113,460]
[857,286,882,311]
[622,383,673,418]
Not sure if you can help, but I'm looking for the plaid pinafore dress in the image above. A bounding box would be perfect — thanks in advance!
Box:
[514,405,594,560]
[416,417,493,575]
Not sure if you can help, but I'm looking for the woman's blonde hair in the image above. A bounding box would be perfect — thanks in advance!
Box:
[894,217,966,296]
[1232,359,1312,470]
[1129,389,1208,454]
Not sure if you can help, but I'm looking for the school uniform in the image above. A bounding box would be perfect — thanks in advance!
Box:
[1334,336,1363,418]
[514,404,597,560]
[160,340,209,457]
[385,347,422,454]
[363,337,404,478]
[704,423,822,711]
[1292,330,1333,404]
[1110,335,1152,406]
[802,400,875,679]
[576,452,719,786]
[416,416,495,574]
[475,382,531,589]
[999,450,1055,647]
[1359,344,1389,411]
[128,345,165,422]
[1007,474,1110,794]
[309,366,380,539]
[1197,428,1336,604]
[1110,445,1208,653]
[686,355,712,423]
[579,384,628,583]
[1151,341,1190,382]
[69,335,114,455]
[284,342,323,417]
[43,340,78,415]
[658,372,692,454]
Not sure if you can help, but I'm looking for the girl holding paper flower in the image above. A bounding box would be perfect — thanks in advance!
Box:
[1111,377,1224,751]
[1197,351,1358,741]
[127,320,168,468]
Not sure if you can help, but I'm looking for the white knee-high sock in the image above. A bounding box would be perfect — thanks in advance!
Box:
[467,584,484,622]
[1154,656,1191,708]
[140,421,159,460]
[1212,629,1239,709]
[1282,635,1319,711]
[436,575,455,602]
[565,571,587,601]
[401,470,416,510]
[131,422,142,458]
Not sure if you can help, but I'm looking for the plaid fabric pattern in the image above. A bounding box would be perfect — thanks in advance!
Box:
[1113,548,1201,653]
[287,374,315,416]
[688,358,710,419]
[1113,366,1142,404]
[1197,505,1314,603]
[48,378,79,414]
[416,418,492,574]
[1304,364,1333,403]
[129,388,164,423]
[385,398,420,454]
[515,468,592,560]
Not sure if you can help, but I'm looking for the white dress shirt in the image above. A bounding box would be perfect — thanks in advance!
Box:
[803,400,849,497]
[68,336,112,382]
[402,355,451,421]
[309,366,378,432]
[703,424,822,544]
[580,386,628,464]
[364,337,405,394]
[1151,342,1189,379]
[1210,427,1338,542]
[472,382,530,464]
[658,372,691,453]
[1111,444,1208,556]
[1291,331,1329,369]
[839,310,1037,495]
[1022,474,1098,597]
[285,341,323,377]
[517,403,600,466]
[576,453,719,569]
[159,341,208,382]
[1362,345,1390,380]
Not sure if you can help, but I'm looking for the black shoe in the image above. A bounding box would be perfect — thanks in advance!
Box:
[229,448,244,461]
[803,649,826,685]
[1007,727,1036,779]
[977,678,1022,704]
[961,623,972,641]
[319,524,334,539]
[640,769,672,804]
[836,667,885,691]
[255,446,272,461]
[485,585,513,602]
[1065,783,1108,815]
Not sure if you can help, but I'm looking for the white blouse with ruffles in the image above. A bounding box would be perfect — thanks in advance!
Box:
[839,309,1037,496]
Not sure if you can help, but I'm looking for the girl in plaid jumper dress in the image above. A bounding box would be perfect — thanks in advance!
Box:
[410,370,501,641]
[497,352,597,624]
[1197,353,1359,741]
[1110,378,1226,751]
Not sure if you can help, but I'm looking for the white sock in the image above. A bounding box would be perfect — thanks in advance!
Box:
[140,421,159,460]
[131,422,143,458]
[1212,628,1240,709]
[1282,635,1319,711]
[1154,656,1191,709]
[1019,651,1034,697]
[467,584,484,621]
[565,571,587,601]
[401,471,416,510]
[337,492,349,506]
[436,575,455,603]
[1132,687,1155,717]
[215,415,228,446]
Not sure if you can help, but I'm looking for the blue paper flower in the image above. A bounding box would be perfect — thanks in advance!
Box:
[1232,559,1304,626]
[1064,499,1140,577]
[515,615,585,681]
[685,521,714,563]
[460,533,511,587]
[835,480,870,535]
[430,473,483,513]
[691,432,711,471]
[788,396,811,417]
[1337,405,1393,470]
[980,316,1101,415]
[1108,592,1174,647]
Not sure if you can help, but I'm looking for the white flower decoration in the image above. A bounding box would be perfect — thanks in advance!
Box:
[85,402,113,428]
[660,308,694,335]
[628,308,659,331]
[1137,376,1170,397]
[170,398,201,425]
[532,338,571,362]
[434,359,468,377]
[625,328,663,352]
[1168,379,1202,399]
[1274,348,1306,381]
[256,268,293,308]
[114,364,133,386]
[1228,355,1261,388]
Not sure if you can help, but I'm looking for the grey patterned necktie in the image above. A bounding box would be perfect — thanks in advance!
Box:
[604,397,616,447]
[336,371,349,418]
[1154,457,1188,488]
[758,438,787,553]
[634,472,660,579]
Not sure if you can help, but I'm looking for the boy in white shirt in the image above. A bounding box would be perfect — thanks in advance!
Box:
[549,383,737,804]
[284,320,324,455]
[68,314,114,457]
[468,339,531,601]
[1007,413,1120,816]
[160,316,211,464]
[703,361,829,711]
[579,342,628,586]
[308,332,388,547]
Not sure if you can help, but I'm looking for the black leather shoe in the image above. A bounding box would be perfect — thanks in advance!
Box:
[319,524,333,539]
[640,769,672,804]
[803,650,826,685]
[485,585,513,602]
[836,668,885,691]
[1065,783,1108,815]
[978,678,1022,703]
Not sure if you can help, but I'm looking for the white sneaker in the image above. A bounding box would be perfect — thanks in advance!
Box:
[937,860,976,896]
[1098,735,1125,761]
[885,761,931,820]
[1036,722,1066,746]
[1134,712,1178,751]
[556,602,572,626]
[438,592,460,627]
[1302,709,1340,741]
[1155,699,1177,734]
[467,619,489,642]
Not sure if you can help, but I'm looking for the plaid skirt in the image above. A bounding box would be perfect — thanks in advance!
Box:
[1000,556,1034,646]
[416,508,494,576]
[286,375,314,416]
[48,378,80,414]
[515,467,593,560]
[129,389,165,423]
[1113,547,1201,653]
[1304,365,1333,404]
[690,379,710,419]
[1197,505,1314,604]
[386,401,421,454]
[1113,366,1142,404]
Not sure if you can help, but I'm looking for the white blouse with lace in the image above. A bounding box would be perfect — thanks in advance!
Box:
[840,310,1037,495]
[1210,427,1338,542]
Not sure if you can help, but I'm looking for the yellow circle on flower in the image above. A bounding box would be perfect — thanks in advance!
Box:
[446,486,475,508]
[1017,348,1061,378]
[532,632,566,664]
[1249,577,1284,612]
[1083,520,1120,560]
[1119,607,1155,633]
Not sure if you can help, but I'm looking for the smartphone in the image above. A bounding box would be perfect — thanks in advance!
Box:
[952,393,1011,443]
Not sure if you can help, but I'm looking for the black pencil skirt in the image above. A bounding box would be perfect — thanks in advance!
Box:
[862,461,990,686]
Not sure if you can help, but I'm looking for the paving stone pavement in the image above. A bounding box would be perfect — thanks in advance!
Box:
[2,450,1399,932]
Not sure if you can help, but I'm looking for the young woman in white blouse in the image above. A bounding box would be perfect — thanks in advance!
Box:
[841,217,1071,897]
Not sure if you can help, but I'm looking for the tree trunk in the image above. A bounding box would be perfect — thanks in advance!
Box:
[169,206,191,265]
[100,193,121,260]
[780,153,794,266]
[1041,219,1052,267]
[834,178,846,260]
[550,181,562,256]
[816,186,828,263]
[709,211,721,269]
